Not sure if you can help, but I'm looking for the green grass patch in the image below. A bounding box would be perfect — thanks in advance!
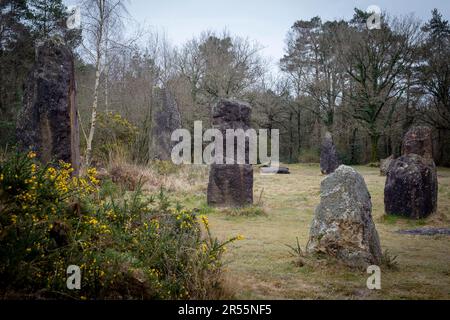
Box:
[220,205,267,217]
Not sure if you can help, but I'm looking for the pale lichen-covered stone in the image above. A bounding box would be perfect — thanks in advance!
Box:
[307,165,382,267]
[380,155,394,176]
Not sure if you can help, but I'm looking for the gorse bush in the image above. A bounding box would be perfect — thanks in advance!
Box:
[92,111,138,164]
[0,152,240,299]
[0,152,99,297]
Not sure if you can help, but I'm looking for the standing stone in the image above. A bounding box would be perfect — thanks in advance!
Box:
[384,154,438,219]
[307,165,382,267]
[385,126,438,219]
[207,99,253,207]
[320,131,340,175]
[151,88,182,160]
[380,155,394,176]
[16,38,80,174]
[402,126,433,159]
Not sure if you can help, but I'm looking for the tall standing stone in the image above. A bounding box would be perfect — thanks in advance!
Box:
[16,39,80,174]
[320,131,340,175]
[151,88,182,160]
[207,99,253,207]
[307,165,382,267]
[385,126,438,219]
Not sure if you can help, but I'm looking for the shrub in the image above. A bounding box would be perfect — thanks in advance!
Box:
[0,152,240,299]
[108,163,148,191]
[92,112,138,164]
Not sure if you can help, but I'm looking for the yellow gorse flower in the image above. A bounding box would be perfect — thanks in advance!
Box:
[199,215,209,228]
[88,218,98,225]
[27,151,37,159]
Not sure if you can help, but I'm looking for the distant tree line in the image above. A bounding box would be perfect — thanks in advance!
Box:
[1,1,449,166]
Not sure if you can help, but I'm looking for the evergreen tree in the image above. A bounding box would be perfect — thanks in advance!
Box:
[28,0,68,39]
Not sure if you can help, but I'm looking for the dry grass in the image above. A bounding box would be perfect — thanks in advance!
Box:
[165,163,450,300]
[105,159,208,194]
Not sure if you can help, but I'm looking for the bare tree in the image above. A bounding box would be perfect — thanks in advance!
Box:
[177,31,264,102]
[336,12,422,161]
[80,0,127,166]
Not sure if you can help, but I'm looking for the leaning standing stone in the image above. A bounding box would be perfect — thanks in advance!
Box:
[16,38,80,174]
[320,131,340,175]
[207,99,253,207]
[384,154,438,219]
[151,88,182,160]
[307,165,382,267]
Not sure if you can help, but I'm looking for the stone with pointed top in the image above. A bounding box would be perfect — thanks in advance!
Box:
[16,38,80,174]
[307,165,382,267]
[320,131,340,175]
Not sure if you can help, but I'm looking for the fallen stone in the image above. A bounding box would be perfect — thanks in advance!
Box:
[260,166,290,174]
[396,228,450,236]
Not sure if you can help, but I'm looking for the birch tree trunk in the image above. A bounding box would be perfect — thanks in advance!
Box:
[85,52,102,167]
[84,0,106,167]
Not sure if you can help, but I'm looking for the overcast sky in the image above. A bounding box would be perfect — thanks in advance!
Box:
[65,0,450,65]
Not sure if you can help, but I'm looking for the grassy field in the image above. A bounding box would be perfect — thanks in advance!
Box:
[170,164,450,300]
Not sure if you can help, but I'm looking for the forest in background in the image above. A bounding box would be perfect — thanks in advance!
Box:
[1,0,449,166]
